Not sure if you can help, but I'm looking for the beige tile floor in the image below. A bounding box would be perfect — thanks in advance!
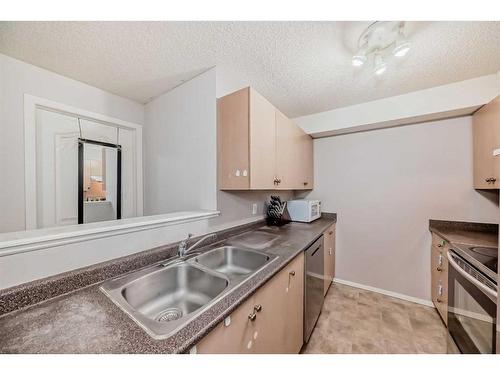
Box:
[302,283,448,354]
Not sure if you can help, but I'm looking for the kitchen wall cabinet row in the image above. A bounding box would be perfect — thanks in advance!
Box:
[473,95,500,189]
[218,87,313,190]
[195,252,304,354]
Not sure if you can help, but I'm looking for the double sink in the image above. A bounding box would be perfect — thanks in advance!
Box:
[101,244,278,339]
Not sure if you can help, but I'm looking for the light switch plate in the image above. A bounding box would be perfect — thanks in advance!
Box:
[252,203,258,215]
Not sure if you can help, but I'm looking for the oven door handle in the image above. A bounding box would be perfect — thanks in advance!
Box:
[447,251,498,301]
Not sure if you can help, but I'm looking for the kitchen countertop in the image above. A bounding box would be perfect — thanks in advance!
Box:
[429,219,498,249]
[0,217,336,354]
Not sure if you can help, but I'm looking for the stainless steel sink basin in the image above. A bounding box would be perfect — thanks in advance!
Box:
[100,245,278,339]
[121,263,228,322]
[101,262,228,339]
[194,246,271,277]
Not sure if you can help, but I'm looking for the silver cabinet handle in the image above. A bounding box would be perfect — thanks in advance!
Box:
[436,253,443,271]
[254,304,262,312]
[248,312,256,321]
[288,271,295,288]
[436,284,443,303]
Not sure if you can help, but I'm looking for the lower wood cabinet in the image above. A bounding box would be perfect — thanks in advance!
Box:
[324,224,336,295]
[431,234,448,326]
[195,252,304,354]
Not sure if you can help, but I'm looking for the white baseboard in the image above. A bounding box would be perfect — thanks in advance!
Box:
[333,278,434,308]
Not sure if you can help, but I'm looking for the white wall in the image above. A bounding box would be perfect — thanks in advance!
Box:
[215,64,252,99]
[143,66,287,223]
[144,68,217,214]
[306,116,498,302]
[0,61,294,289]
[0,53,144,233]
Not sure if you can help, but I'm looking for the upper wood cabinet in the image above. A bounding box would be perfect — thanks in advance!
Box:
[249,88,277,190]
[473,95,500,189]
[276,110,314,189]
[218,87,313,190]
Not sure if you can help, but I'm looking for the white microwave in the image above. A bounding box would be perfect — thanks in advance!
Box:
[286,200,321,223]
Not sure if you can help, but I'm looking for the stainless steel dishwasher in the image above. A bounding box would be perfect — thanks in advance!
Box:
[304,235,325,342]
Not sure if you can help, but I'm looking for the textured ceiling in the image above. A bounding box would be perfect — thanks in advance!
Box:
[1,21,499,118]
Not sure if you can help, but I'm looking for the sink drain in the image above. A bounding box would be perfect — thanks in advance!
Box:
[156,308,183,322]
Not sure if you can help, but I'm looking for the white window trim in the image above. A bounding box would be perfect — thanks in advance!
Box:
[0,210,220,257]
[24,94,144,230]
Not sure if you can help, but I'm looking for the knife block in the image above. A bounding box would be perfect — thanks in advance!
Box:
[265,202,291,227]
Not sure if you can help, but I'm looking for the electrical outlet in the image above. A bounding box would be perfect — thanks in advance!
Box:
[252,203,258,215]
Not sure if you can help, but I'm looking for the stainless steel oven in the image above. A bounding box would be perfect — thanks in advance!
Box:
[447,246,497,354]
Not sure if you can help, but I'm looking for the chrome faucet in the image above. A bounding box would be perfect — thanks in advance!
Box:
[178,233,193,257]
[178,233,218,258]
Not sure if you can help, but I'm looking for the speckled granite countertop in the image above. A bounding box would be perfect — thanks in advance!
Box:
[429,219,498,249]
[0,217,336,354]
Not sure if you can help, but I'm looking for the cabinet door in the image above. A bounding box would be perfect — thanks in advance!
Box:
[276,110,303,189]
[249,88,277,189]
[217,88,250,190]
[473,96,500,189]
[276,111,314,190]
[282,252,304,353]
[197,253,305,354]
[491,97,500,184]
[300,132,314,189]
[323,224,335,295]
[252,252,304,353]
[196,294,257,353]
